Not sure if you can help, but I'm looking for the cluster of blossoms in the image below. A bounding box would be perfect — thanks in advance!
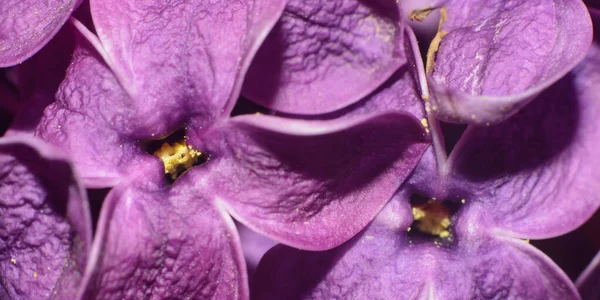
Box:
[1,0,600,299]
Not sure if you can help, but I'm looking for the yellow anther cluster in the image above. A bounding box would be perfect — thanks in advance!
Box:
[412,201,451,238]
[153,140,201,181]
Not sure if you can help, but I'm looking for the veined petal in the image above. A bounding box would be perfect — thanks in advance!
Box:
[0,0,81,67]
[253,191,578,299]
[80,175,248,299]
[34,34,158,188]
[89,0,286,136]
[426,0,592,124]
[242,0,406,114]
[447,32,600,238]
[193,112,428,250]
[0,136,92,299]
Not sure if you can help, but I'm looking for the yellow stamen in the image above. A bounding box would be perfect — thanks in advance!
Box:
[411,201,452,238]
[153,140,201,180]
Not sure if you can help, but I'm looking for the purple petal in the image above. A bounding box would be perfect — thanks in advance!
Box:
[427,0,592,124]
[242,0,406,114]
[577,250,600,300]
[193,112,428,250]
[35,33,157,188]
[447,34,600,238]
[89,0,286,136]
[0,136,91,299]
[0,0,81,67]
[80,174,248,299]
[253,192,578,299]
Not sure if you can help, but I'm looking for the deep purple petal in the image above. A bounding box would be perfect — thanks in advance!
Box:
[447,34,600,238]
[193,112,428,250]
[34,33,157,188]
[253,192,578,299]
[89,0,286,136]
[80,175,248,299]
[242,0,406,114]
[0,136,91,299]
[0,0,81,67]
[427,0,592,124]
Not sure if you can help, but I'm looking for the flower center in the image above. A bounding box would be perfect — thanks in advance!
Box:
[408,195,460,247]
[153,140,202,181]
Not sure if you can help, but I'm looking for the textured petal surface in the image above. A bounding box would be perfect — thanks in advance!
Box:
[81,171,247,299]
[448,37,600,238]
[90,0,286,136]
[0,136,91,299]
[253,192,578,299]
[193,112,428,250]
[427,0,592,124]
[0,0,81,67]
[34,35,155,188]
[242,0,406,114]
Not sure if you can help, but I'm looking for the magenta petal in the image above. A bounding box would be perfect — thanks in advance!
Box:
[194,112,428,250]
[0,136,91,299]
[448,36,600,238]
[89,0,286,135]
[81,177,247,299]
[253,194,578,299]
[427,0,592,124]
[243,0,407,114]
[0,0,81,67]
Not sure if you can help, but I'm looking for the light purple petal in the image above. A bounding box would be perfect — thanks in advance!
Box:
[447,35,600,238]
[242,0,407,114]
[427,0,592,124]
[89,0,286,136]
[193,112,428,250]
[0,136,92,299]
[80,173,248,299]
[0,0,81,67]
[253,191,578,299]
[577,250,600,300]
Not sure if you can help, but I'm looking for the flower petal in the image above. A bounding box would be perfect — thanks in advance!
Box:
[80,175,248,299]
[89,0,286,136]
[193,112,428,250]
[0,0,81,67]
[576,250,600,300]
[253,193,578,299]
[427,0,592,124]
[447,36,600,238]
[34,33,157,188]
[242,0,407,114]
[0,136,91,299]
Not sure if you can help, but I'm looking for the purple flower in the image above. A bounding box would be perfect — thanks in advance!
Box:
[0,135,92,299]
[420,0,592,124]
[250,7,600,300]
[0,0,83,67]
[23,1,429,298]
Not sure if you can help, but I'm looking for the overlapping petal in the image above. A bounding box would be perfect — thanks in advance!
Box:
[576,250,600,300]
[0,0,81,67]
[253,191,578,299]
[193,112,428,250]
[0,136,92,299]
[447,35,600,238]
[80,171,248,299]
[426,0,592,124]
[242,0,407,114]
[89,0,286,136]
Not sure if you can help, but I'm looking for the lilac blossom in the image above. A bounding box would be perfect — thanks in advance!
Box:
[17,0,431,298]
[251,7,600,300]
[0,0,82,67]
[0,135,92,299]
[418,0,592,124]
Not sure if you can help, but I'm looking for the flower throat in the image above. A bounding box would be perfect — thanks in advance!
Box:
[408,194,461,247]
